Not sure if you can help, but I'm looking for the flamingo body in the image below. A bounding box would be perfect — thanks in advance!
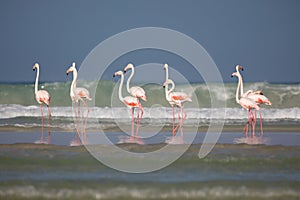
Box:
[164,79,192,107]
[244,91,272,105]
[163,78,191,140]
[114,70,142,143]
[36,90,50,105]
[128,86,146,101]
[170,92,192,105]
[235,65,272,106]
[66,62,91,146]
[32,63,51,144]
[74,87,92,101]
[123,96,139,108]
[238,96,260,111]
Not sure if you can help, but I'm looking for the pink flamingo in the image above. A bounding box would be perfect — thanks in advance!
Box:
[163,79,192,140]
[113,70,143,144]
[123,63,146,127]
[235,65,272,136]
[33,63,51,144]
[66,62,91,145]
[232,71,260,137]
[163,64,176,135]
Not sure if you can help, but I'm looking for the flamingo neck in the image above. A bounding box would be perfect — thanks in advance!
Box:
[167,79,175,97]
[235,75,241,104]
[118,73,124,102]
[126,66,134,93]
[70,68,77,98]
[236,69,244,96]
[165,66,169,81]
[34,66,39,95]
[164,82,171,101]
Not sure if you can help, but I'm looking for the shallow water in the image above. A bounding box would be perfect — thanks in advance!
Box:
[0,142,299,199]
[0,131,300,146]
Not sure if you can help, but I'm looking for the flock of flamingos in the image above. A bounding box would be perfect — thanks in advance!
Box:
[32,63,271,145]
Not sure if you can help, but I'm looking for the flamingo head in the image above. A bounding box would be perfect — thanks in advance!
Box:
[266,100,272,106]
[66,62,76,75]
[113,70,123,77]
[124,63,134,73]
[140,95,147,101]
[163,63,168,70]
[162,79,171,88]
[231,72,238,78]
[236,65,244,71]
[32,63,39,71]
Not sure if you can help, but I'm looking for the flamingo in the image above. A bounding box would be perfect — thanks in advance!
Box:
[231,71,260,137]
[234,65,272,136]
[113,70,142,143]
[123,63,146,125]
[32,63,51,144]
[163,64,177,135]
[163,79,192,139]
[66,62,91,145]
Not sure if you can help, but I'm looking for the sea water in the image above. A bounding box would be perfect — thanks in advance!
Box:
[0,81,299,129]
[0,82,300,200]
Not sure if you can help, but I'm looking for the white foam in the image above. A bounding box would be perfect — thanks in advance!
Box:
[0,185,299,199]
[0,104,300,122]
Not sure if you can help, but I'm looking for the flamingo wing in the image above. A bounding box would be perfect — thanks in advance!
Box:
[239,97,260,110]
[123,96,139,108]
[129,86,146,100]
[36,90,50,105]
[170,92,192,102]
[75,87,92,100]
[247,93,271,105]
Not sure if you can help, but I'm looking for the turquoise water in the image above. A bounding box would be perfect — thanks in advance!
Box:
[0,81,299,108]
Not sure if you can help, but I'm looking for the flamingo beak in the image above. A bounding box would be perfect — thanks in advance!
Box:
[141,96,147,101]
[123,70,126,74]
[113,74,116,77]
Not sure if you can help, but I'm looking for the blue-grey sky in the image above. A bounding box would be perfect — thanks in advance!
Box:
[0,0,299,83]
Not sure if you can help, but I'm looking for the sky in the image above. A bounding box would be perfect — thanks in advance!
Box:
[0,0,300,83]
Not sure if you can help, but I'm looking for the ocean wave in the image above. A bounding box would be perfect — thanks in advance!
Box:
[0,82,299,108]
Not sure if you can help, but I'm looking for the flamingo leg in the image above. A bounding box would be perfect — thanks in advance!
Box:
[130,107,135,141]
[171,105,175,136]
[77,101,82,135]
[173,107,182,136]
[259,112,264,137]
[243,122,249,137]
[251,110,256,138]
[73,101,81,144]
[135,102,143,140]
[40,104,44,143]
[137,99,144,122]
[244,109,252,137]
[250,110,255,138]
[47,105,51,144]
[81,99,89,145]
[254,110,258,137]
[180,106,187,139]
